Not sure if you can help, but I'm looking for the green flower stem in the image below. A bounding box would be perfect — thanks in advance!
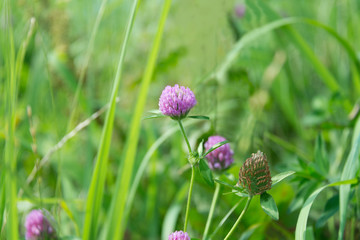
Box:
[177,119,194,231]
[178,120,192,153]
[203,181,221,240]
[224,197,252,240]
[184,165,195,232]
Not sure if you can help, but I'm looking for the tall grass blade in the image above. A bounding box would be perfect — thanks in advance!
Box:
[161,184,188,240]
[82,0,139,239]
[338,117,360,240]
[105,1,172,239]
[124,121,193,223]
[0,172,5,236]
[3,0,20,238]
[67,0,109,130]
[212,3,360,97]
[295,179,358,240]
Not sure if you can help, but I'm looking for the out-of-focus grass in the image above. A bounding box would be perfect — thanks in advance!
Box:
[1,0,360,239]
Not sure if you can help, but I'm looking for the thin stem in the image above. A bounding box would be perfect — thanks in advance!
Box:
[184,166,195,232]
[224,197,252,240]
[178,120,192,153]
[203,182,221,240]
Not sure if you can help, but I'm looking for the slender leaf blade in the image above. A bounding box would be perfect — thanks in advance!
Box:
[105,1,173,239]
[214,179,239,191]
[187,115,210,120]
[271,171,295,187]
[202,140,229,157]
[339,120,360,240]
[295,179,358,240]
[142,113,166,120]
[82,1,139,239]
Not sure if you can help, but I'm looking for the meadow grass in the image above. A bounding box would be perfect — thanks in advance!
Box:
[1,0,360,239]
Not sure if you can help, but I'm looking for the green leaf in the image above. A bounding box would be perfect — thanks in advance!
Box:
[214,179,239,191]
[304,226,315,240]
[187,115,210,120]
[316,195,339,228]
[197,139,204,156]
[271,171,295,187]
[260,192,279,220]
[295,179,358,240]
[239,224,260,240]
[124,122,194,227]
[142,113,166,120]
[314,133,328,175]
[147,109,162,114]
[232,189,249,198]
[202,140,229,158]
[209,199,243,239]
[198,158,214,187]
[339,117,360,240]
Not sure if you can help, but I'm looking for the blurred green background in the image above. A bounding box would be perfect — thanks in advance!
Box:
[1,0,360,239]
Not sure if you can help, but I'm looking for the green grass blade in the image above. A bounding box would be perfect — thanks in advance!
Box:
[209,199,243,239]
[212,17,301,82]
[105,1,172,239]
[210,14,360,97]
[67,0,109,130]
[3,0,18,238]
[82,1,139,239]
[338,117,360,240]
[0,172,5,236]
[161,184,188,240]
[123,121,193,224]
[271,171,296,187]
[295,179,358,240]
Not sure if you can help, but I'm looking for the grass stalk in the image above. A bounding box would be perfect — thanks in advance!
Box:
[224,197,252,240]
[104,0,172,239]
[82,0,139,239]
[203,182,220,239]
[183,166,195,232]
[3,0,18,238]
[67,0,109,130]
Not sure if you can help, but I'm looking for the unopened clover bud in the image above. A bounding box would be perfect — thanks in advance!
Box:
[159,84,197,120]
[238,151,272,196]
[168,230,190,240]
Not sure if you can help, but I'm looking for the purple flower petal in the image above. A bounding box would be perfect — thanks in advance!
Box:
[204,136,234,171]
[159,84,197,120]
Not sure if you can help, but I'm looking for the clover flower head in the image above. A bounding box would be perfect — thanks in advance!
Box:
[238,150,272,196]
[204,135,234,170]
[168,230,190,240]
[25,210,56,240]
[159,84,197,120]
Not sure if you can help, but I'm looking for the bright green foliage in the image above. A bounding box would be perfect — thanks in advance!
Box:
[260,192,279,220]
[2,0,360,239]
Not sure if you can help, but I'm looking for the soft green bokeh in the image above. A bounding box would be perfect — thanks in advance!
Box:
[1,0,360,239]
